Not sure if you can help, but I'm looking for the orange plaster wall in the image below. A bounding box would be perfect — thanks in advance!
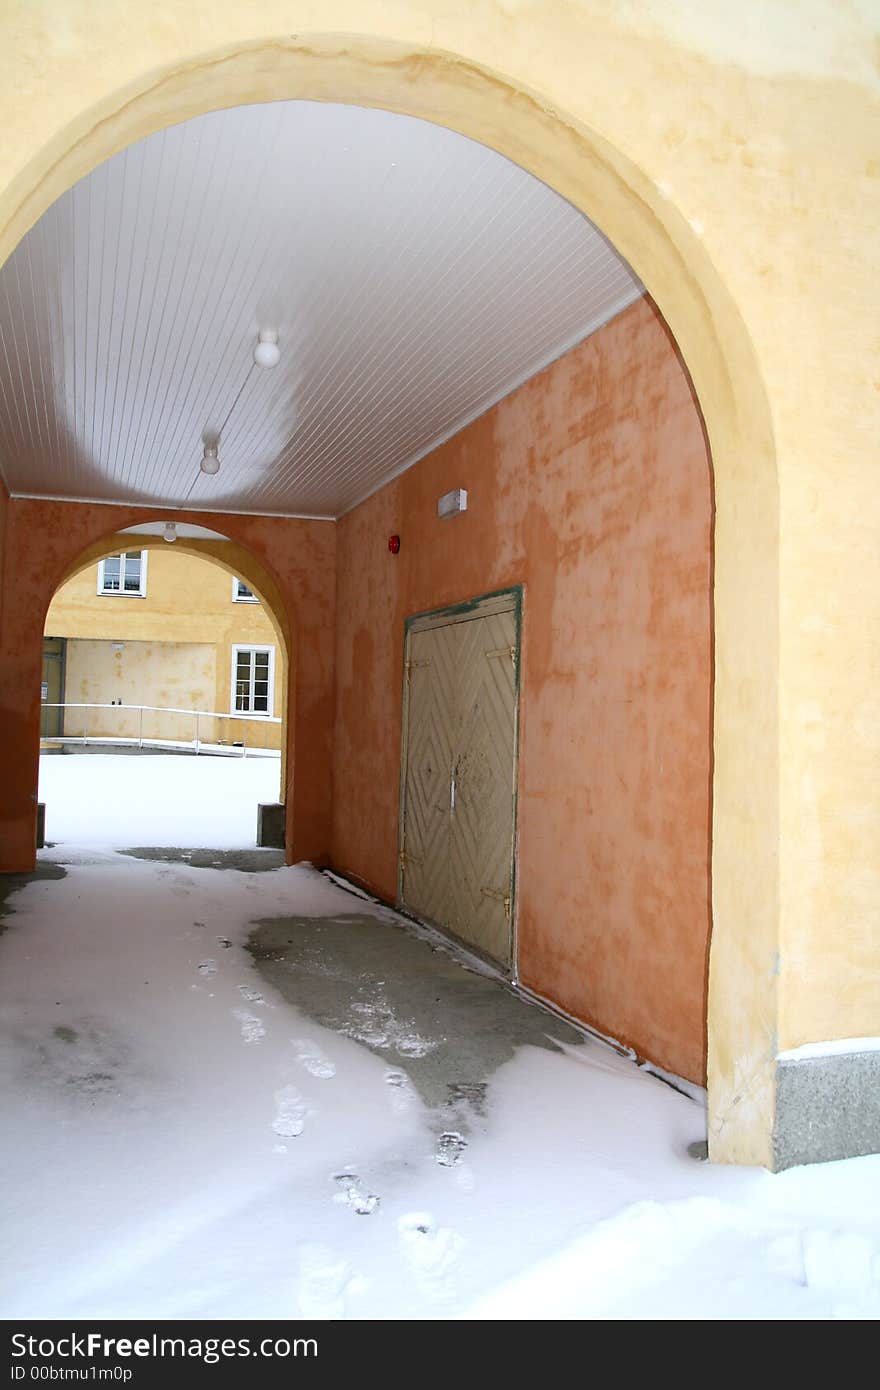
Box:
[0,481,7,636]
[331,298,713,1082]
[0,499,336,869]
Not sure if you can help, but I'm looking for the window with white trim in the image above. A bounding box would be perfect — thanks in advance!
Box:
[97,550,148,596]
[232,577,259,603]
[231,645,274,717]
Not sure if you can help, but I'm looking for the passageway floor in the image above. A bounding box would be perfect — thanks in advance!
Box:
[1,809,879,1318]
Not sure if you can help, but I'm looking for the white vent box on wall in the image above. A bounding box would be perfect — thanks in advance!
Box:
[438,488,468,520]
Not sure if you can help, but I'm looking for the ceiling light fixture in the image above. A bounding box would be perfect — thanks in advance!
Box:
[200,444,220,475]
[195,327,275,491]
[253,327,280,369]
[162,521,178,543]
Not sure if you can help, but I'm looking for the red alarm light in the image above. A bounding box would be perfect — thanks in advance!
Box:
[388,534,401,554]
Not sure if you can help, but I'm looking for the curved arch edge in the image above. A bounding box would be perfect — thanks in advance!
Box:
[0,27,782,1166]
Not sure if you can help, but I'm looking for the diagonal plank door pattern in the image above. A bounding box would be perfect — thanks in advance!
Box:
[401,603,518,968]
[400,624,456,926]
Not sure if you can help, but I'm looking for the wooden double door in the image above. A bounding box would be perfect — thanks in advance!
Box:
[398,591,520,970]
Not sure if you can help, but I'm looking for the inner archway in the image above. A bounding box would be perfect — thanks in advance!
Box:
[41,528,289,851]
[0,28,781,1167]
[0,496,336,880]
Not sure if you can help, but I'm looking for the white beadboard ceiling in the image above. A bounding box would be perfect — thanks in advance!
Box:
[120,522,230,541]
[0,101,643,520]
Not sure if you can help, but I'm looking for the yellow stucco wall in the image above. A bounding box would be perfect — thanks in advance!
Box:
[1,1,877,1165]
[63,639,216,743]
[45,547,283,749]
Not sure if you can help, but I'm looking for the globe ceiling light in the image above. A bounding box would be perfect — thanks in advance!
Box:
[254,327,280,368]
[200,444,220,475]
[162,521,178,543]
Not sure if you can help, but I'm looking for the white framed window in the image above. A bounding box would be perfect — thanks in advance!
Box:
[97,550,148,597]
[231,645,275,717]
[232,576,259,603]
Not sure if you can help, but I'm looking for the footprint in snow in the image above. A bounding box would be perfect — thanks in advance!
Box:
[272,1084,307,1137]
[332,1172,380,1216]
[446,1080,488,1117]
[398,1212,463,1297]
[234,1008,266,1043]
[238,984,265,1004]
[384,1069,417,1114]
[435,1130,467,1167]
[196,960,217,977]
[292,1038,336,1079]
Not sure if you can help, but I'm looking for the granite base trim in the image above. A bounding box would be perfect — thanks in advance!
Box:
[773,1049,880,1170]
[257,801,286,849]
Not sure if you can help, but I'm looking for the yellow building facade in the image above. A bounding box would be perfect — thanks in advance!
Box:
[0,0,877,1167]
[43,545,284,753]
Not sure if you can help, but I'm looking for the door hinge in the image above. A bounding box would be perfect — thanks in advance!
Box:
[486,645,517,667]
[481,885,512,918]
[405,658,430,684]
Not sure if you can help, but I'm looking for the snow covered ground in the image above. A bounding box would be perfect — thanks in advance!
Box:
[39,751,281,848]
[1,754,878,1320]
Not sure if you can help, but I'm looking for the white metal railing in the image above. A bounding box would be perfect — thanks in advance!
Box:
[39,701,282,757]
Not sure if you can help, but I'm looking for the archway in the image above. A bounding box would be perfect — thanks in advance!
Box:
[41,529,290,850]
[0,497,335,880]
[55,527,291,779]
[0,30,780,1166]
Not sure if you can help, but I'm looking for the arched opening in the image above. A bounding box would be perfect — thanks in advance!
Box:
[40,526,290,851]
[0,31,781,1168]
[0,499,325,873]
